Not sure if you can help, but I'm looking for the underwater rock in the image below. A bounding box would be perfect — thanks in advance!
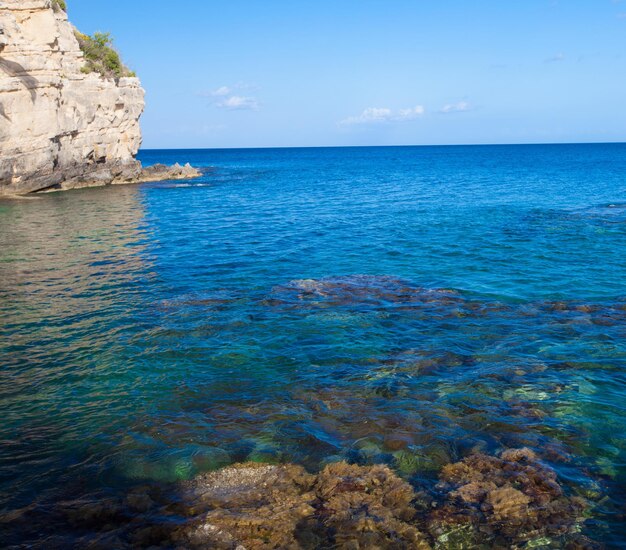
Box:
[4,452,599,549]
[125,490,155,513]
[429,448,589,546]
[384,432,413,451]
[59,497,127,529]
[268,275,462,310]
[173,462,316,549]
[171,461,432,549]
[315,462,431,549]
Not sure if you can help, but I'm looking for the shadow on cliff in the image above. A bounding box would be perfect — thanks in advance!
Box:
[0,102,9,121]
[0,57,39,102]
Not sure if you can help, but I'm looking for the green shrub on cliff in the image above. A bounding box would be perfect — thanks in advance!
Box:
[75,31,136,79]
[52,0,67,11]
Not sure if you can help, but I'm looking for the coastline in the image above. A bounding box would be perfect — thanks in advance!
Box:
[0,162,202,198]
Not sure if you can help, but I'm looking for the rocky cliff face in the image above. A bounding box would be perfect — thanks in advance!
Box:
[0,0,145,195]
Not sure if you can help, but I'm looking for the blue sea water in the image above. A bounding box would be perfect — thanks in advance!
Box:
[0,144,625,546]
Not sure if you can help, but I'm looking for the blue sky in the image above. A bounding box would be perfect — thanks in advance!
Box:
[70,1,626,149]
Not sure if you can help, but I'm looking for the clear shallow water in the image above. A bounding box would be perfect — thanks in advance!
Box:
[0,144,625,546]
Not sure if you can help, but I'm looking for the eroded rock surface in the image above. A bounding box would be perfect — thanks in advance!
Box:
[268,276,461,309]
[0,0,144,194]
[171,461,431,549]
[314,462,431,549]
[173,463,317,549]
[428,448,592,548]
[0,1,201,195]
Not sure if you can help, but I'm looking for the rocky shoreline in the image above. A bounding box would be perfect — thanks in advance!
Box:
[0,162,202,197]
[28,161,203,195]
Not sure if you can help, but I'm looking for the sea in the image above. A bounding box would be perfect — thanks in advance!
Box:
[1,144,625,547]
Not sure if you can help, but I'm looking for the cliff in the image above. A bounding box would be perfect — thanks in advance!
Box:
[0,0,193,195]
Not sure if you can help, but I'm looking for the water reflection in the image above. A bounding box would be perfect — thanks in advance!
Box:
[0,186,155,511]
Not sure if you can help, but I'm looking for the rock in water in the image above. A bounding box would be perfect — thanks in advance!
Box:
[173,463,317,549]
[172,461,431,549]
[428,448,590,547]
[4,454,597,548]
[138,162,202,183]
[314,462,431,549]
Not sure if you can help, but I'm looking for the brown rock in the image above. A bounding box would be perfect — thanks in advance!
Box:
[315,462,431,549]
[173,463,316,549]
[431,448,589,545]
[383,433,413,451]
[484,486,531,522]
[136,162,202,183]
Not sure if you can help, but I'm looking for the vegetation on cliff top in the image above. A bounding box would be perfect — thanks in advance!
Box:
[51,0,67,11]
[75,31,136,79]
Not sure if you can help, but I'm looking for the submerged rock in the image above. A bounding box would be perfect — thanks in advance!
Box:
[171,453,593,548]
[172,463,315,549]
[4,451,599,549]
[429,448,590,547]
[268,275,462,310]
[172,461,431,549]
[315,462,431,549]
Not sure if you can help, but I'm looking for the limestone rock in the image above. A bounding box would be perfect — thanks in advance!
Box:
[2,456,597,548]
[0,0,144,194]
[315,462,432,549]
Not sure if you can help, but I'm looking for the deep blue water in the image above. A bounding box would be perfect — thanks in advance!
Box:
[1,144,625,547]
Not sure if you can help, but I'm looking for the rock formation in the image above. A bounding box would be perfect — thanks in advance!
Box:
[0,452,598,548]
[427,448,592,548]
[172,461,432,549]
[0,0,199,195]
[138,162,201,183]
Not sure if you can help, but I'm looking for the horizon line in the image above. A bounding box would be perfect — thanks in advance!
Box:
[139,140,626,152]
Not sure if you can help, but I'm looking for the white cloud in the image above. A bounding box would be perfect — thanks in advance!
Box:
[439,101,471,114]
[201,84,260,111]
[216,95,259,111]
[211,86,231,97]
[545,52,565,63]
[340,105,425,125]
[398,106,426,119]
[343,107,393,124]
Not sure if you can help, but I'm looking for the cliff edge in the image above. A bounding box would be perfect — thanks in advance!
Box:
[0,0,196,195]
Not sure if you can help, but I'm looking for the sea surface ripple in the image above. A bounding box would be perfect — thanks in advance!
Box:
[1,144,625,546]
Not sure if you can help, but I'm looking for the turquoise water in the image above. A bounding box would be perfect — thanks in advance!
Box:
[1,144,625,546]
